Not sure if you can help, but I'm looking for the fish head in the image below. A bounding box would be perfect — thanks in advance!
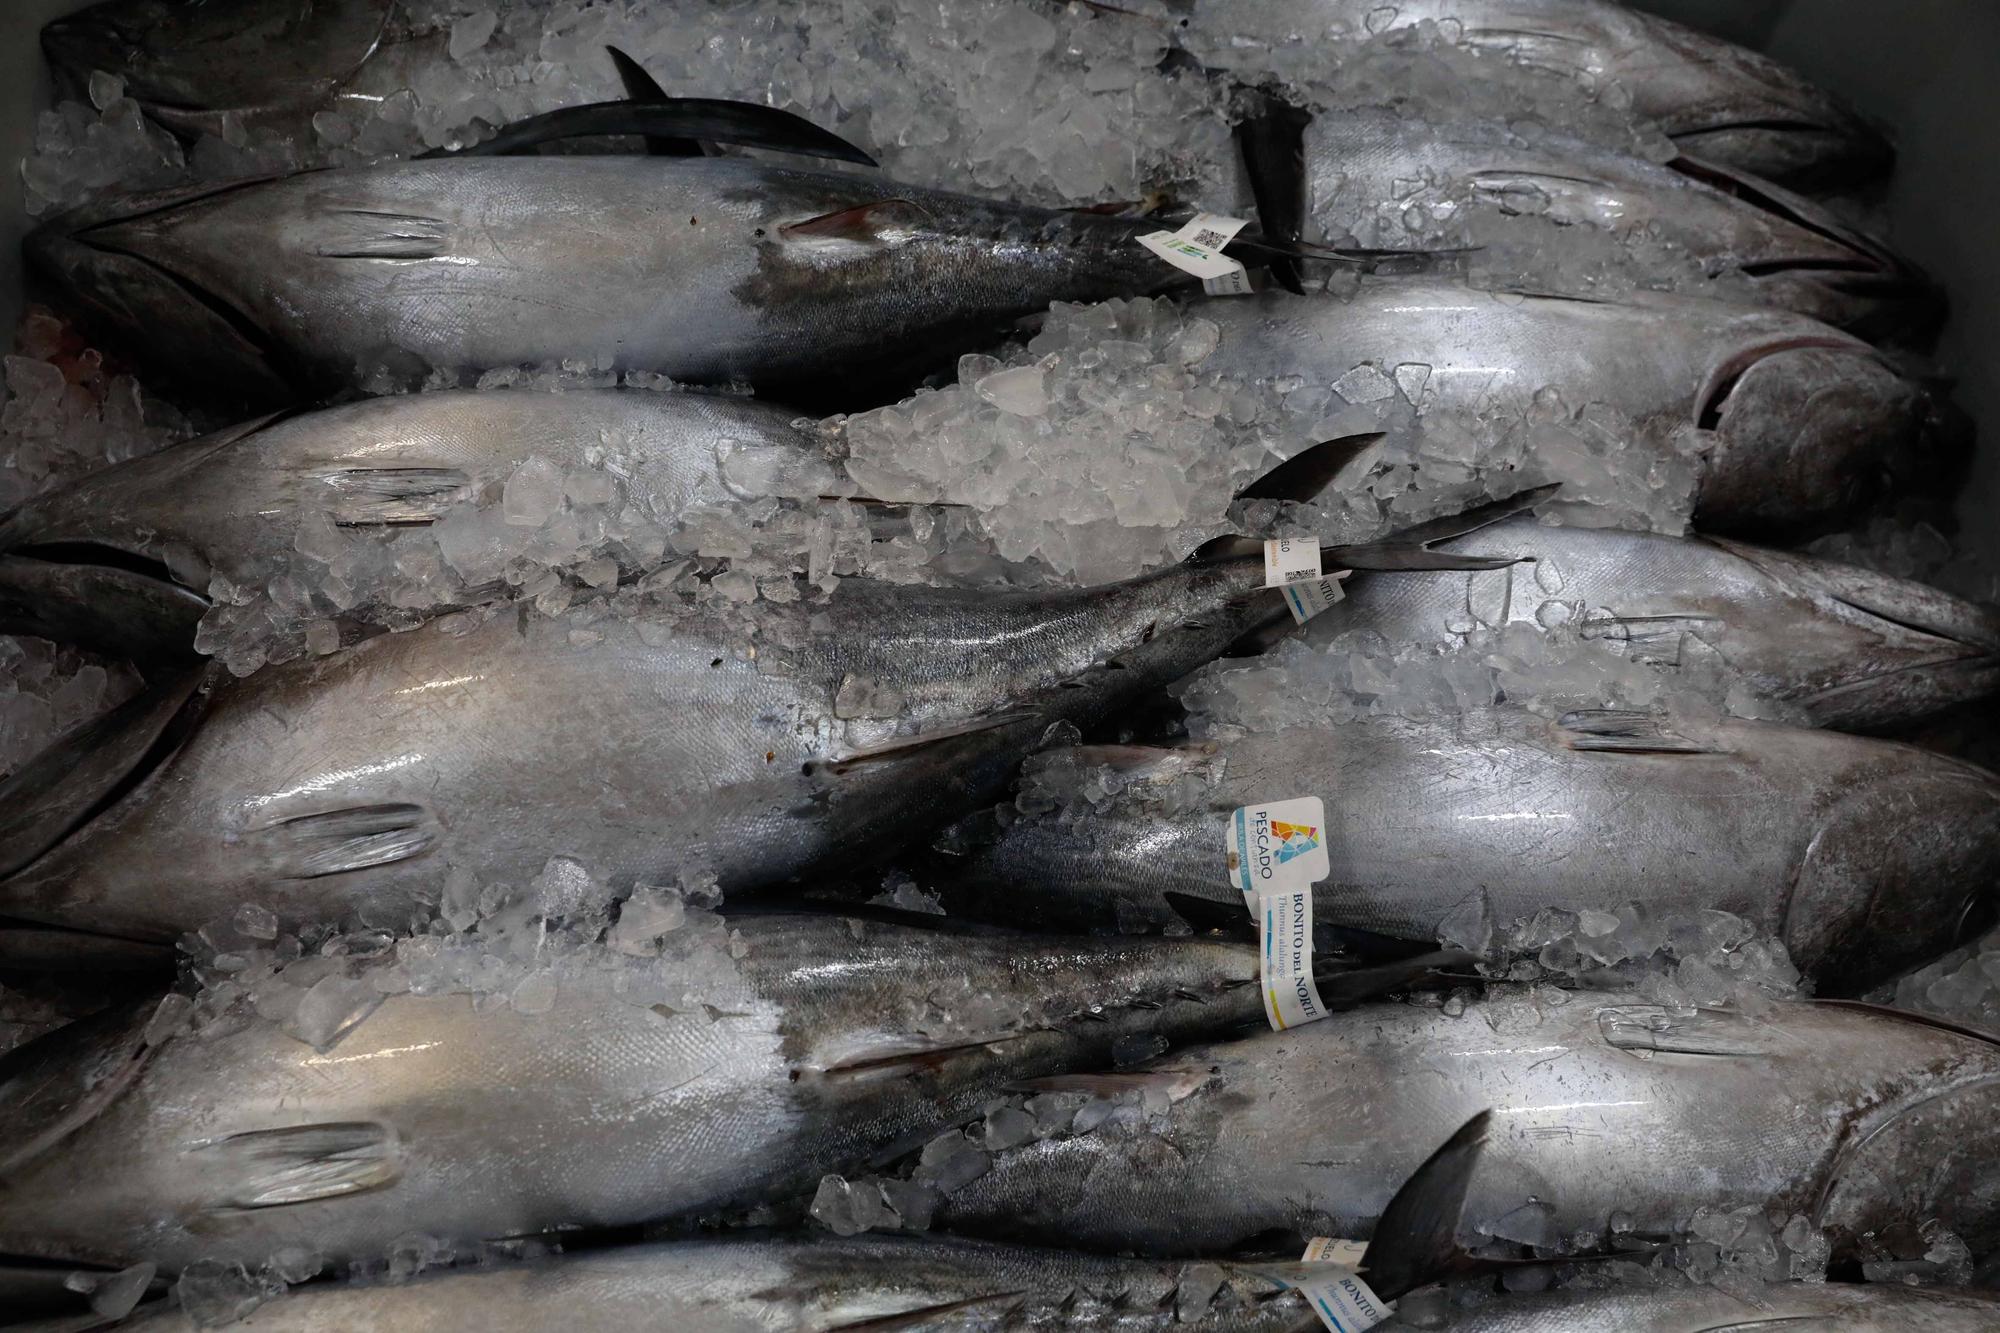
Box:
[41,0,392,125]
[1782,751,2000,994]
[24,193,297,410]
[1692,341,1938,540]
[1624,8,1892,187]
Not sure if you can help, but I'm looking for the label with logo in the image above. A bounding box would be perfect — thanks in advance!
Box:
[1284,1257,1391,1333]
[1227,796,1333,1031]
[1302,1238,1370,1267]
[1280,571,1348,625]
[1264,537,1321,587]
[1138,212,1252,294]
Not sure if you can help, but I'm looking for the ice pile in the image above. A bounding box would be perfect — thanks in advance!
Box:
[1,307,194,511]
[843,296,1695,587]
[1890,935,2000,1034]
[0,636,140,781]
[25,0,1232,219]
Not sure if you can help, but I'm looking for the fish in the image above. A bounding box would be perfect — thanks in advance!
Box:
[0,910,1458,1272]
[1382,1281,2000,1332]
[0,554,204,667]
[1194,281,1947,539]
[0,387,842,657]
[1308,513,2000,732]
[928,708,2000,994]
[1175,0,1891,187]
[874,992,2000,1263]
[0,444,1550,944]
[24,151,1199,412]
[1283,109,1937,340]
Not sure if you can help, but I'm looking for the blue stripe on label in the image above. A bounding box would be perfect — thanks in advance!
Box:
[1314,1294,1350,1332]
[1283,584,1307,619]
[1233,807,1251,893]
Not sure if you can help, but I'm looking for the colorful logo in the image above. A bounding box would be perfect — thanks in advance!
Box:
[1271,820,1321,864]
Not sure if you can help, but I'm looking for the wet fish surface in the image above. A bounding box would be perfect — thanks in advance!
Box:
[1194,282,1944,539]
[892,992,2000,1260]
[1382,1281,2000,1332]
[0,913,1285,1271]
[934,709,2000,994]
[27,155,1182,410]
[1310,513,2000,732]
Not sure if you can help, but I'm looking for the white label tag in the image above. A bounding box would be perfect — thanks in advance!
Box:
[1280,571,1349,625]
[1302,1238,1370,1267]
[1254,887,1328,1030]
[1138,212,1252,291]
[1227,797,1334,1032]
[1202,266,1255,296]
[1264,538,1321,588]
[1287,1260,1391,1333]
[1227,796,1330,896]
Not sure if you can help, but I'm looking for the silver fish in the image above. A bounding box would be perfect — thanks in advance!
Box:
[1384,1282,2000,1332]
[1179,0,1890,186]
[895,993,2000,1261]
[1300,110,1935,338]
[1194,282,1944,539]
[1311,513,2000,731]
[25,156,1182,410]
[104,1235,1324,1332]
[0,911,1412,1272]
[931,710,2000,993]
[0,387,838,653]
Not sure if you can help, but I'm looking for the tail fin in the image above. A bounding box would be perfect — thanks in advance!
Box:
[1361,1109,1491,1299]
[1192,432,1387,563]
[1311,949,1474,1009]
[1324,484,1559,572]
[1234,90,1312,295]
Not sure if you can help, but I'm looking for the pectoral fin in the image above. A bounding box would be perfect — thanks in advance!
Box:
[190,1121,401,1210]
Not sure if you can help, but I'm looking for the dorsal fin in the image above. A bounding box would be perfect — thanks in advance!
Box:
[604,44,698,157]
[1193,432,1385,563]
[430,98,876,166]
[1813,998,2000,1049]
[1234,89,1312,295]
[1361,1109,1491,1299]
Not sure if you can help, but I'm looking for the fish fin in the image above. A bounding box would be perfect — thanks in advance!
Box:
[1360,1109,1490,1300]
[814,711,1043,774]
[1004,1068,1209,1102]
[253,804,439,879]
[309,208,453,260]
[1811,999,2000,1050]
[1312,949,1475,1009]
[191,1122,401,1209]
[0,999,161,1177]
[781,198,935,242]
[825,1293,1030,1331]
[1457,26,1593,77]
[604,44,702,157]
[433,98,877,166]
[1598,1004,1789,1057]
[1192,432,1387,563]
[1321,483,1560,572]
[0,553,207,665]
[314,466,473,526]
[0,926,172,975]
[1234,89,1312,295]
[1554,709,1722,755]
[1706,536,2000,654]
[1576,612,1724,646]
[0,669,206,881]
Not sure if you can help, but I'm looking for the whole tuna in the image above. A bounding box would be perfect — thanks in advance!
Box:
[1310,513,2000,731]
[1384,1282,2000,1332]
[0,911,1384,1271]
[1194,282,1946,539]
[0,387,839,653]
[106,1236,1325,1331]
[1177,0,1890,186]
[1299,110,1935,338]
[25,156,1184,410]
[931,710,2000,993]
[878,992,2000,1260]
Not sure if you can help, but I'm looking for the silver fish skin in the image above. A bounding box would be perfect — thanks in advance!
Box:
[1303,110,1935,338]
[105,1235,1316,1332]
[933,711,2000,993]
[911,993,2000,1259]
[0,550,1284,942]
[25,156,1180,410]
[1312,513,2000,731]
[1180,0,1889,186]
[0,388,836,646]
[1383,1281,2000,1332]
[0,914,1274,1271]
[1195,282,1940,540]
[41,0,399,137]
